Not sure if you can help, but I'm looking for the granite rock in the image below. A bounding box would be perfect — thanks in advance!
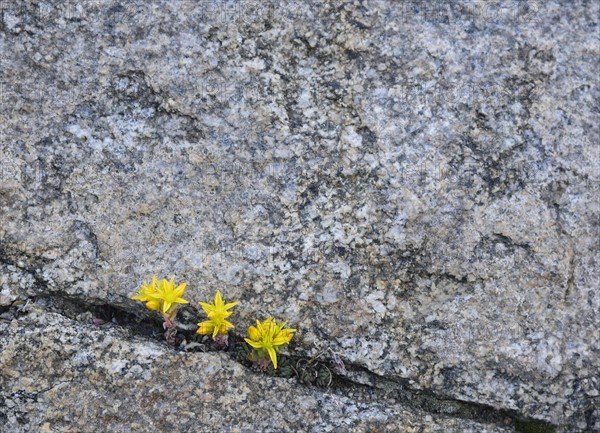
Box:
[1,0,598,431]
[0,304,515,433]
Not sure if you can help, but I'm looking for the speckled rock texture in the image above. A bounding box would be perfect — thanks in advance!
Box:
[0,305,516,433]
[0,0,598,432]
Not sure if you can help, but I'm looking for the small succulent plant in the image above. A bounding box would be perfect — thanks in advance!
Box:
[245,317,296,370]
[131,275,189,345]
[197,290,238,348]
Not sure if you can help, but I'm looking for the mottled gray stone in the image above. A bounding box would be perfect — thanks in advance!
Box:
[1,0,598,432]
[0,305,514,433]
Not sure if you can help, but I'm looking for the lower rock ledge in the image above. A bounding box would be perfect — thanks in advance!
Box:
[0,305,518,433]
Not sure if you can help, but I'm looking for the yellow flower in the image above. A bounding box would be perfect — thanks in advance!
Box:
[131,276,161,311]
[245,317,296,369]
[152,276,189,315]
[197,290,238,338]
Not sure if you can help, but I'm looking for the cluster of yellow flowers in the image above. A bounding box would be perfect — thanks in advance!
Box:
[131,276,295,369]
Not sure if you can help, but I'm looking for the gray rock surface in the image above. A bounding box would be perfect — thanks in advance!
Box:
[0,304,515,433]
[1,0,598,432]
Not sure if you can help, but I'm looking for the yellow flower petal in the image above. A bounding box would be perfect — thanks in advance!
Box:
[273,335,291,346]
[199,302,214,314]
[146,300,160,311]
[248,325,259,340]
[224,301,239,310]
[245,338,263,349]
[266,347,278,369]
[174,282,187,297]
[214,290,224,308]
[197,321,214,335]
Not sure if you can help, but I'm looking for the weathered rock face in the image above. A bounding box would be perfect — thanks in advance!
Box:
[1,1,598,432]
[1,305,516,433]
